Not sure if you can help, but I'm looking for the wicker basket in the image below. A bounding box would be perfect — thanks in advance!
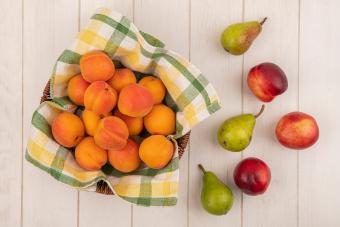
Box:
[41,80,190,195]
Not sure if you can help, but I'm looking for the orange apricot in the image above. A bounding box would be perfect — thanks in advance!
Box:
[75,137,107,171]
[52,112,85,148]
[82,109,101,136]
[114,109,143,136]
[94,116,129,150]
[139,135,174,169]
[67,74,90,106]
[138,76,166,104]
[84,81,117,115]
[118,84,154,117]
[108,68,136,92]
[144,104,176,135]
[80,51,115,82]
[108,139,141,173]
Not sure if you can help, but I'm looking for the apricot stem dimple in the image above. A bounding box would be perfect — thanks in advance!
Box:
[198,164,206,173]
[254,105,265,118]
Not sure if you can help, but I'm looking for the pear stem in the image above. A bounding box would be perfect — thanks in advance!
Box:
[260,17,268,25]
[198,164,206,173]
[254,105,265,119]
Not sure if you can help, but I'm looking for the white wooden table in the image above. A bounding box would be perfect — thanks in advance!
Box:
[1,0,339,226]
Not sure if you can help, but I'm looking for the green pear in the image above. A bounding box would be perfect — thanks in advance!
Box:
[220,18,267,55]
[218,105,265,152]
[198,164,233,215]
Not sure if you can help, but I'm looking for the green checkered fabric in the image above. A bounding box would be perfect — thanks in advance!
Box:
[26,8,221,206]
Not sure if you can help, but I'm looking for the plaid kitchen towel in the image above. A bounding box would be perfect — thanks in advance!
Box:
[26,8,221,206]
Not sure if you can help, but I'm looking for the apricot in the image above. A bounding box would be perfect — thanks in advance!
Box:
[67,74,90,106]
[139,135,174,169]
[52,112,85,148]
[82,109,100,136]
[108,68,136,92]
[114,109,143,136]
[75,137,107,171]
[100,111,112,117]
[118,84,154,117]
[80,51,115,82]
[144,104,176,135]
[108,139,140,173]
[84,81,117,115]
[94,116,129,150]
[139,76,166,104]
[82,110,112,136]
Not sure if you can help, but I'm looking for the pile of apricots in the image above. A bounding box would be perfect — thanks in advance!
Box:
[51,51,176,172]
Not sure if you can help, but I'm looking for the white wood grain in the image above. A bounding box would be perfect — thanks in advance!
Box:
[0,0,22,226]
[132,1,189,226]
[189,0,243,226]
[22,1,79,227]
[1,1,338,226]
[299,0,340,226]
[78,1,133,227]
[242,0,299,226]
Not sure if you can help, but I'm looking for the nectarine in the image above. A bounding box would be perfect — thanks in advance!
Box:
[247,63,288,102]
[275,112,319,149]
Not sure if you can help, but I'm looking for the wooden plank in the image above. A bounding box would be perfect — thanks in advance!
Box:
[22,1,79,227]
[132,1,189,226]
[189,0,243,226]
[299,0,340,226]
[78,1,133,227]
[242,0,299,226]
[0,0,22,226]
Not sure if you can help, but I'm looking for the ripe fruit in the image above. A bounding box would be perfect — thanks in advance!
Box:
[82,109,101,136]
[108,68,136,92]
[234,157,271,195]
[276,112,319,149]
[108,139,141,173]
[84,81,117,115]
[51,112,85,148]
[220,18,267,55]
[139,135,174,169]
[118,84,154,117]
[75,137,107,171]
[67,74,90,106]
[144,104,176,136]
[114,110,143,136]
[198,164,234,215]
[80,51,115,82]
[94,116,129,150]
[217,105,265,152]
[247,62,288,102]
[138,76,166,104]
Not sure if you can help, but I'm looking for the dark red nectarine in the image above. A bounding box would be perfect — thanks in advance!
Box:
[234,157,271,195]
[247,62,288,102]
